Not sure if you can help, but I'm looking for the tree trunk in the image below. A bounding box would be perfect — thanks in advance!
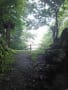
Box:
[6,27,10,47]
[55,10,58,41]
[54,9,59,42]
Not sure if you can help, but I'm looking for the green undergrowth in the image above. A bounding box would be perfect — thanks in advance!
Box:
[31,49,45,62]
[0,38,15,79]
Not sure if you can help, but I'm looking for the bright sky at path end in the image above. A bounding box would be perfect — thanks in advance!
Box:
[27,25,49,50]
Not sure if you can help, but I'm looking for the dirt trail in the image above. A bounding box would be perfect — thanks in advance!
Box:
[15,53,33,71]
[0,53,45,90]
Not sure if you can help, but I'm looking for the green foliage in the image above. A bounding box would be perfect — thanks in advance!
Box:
[10,29,34,50]
[0,38,14,76]
[39,30,53,51]
[0,0,31,81]
[0,0,27,48]
[58,0,68,36]
[0,0,27,73]
[26,0,65,29]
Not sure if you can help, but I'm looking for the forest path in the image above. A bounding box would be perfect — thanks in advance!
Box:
[14,53,33,72]
[1,52,45,90]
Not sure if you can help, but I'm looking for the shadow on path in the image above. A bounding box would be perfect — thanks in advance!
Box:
[0,53,45,90]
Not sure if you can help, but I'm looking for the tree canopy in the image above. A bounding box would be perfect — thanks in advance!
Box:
[25,0,66,42]
[0,0,26,46]
[26,0,65,29]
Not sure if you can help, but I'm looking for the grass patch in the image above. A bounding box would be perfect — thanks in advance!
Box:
[0,49,15,80]
[30,47,50,62]
[30,49,45,62]
[14,49,31,54]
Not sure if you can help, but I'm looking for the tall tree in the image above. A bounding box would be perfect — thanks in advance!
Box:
[25,0,65,42]
[58,0,68,33]
[0,0,26,47]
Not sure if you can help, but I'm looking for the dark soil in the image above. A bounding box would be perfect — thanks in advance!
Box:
[0,53,46,90]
